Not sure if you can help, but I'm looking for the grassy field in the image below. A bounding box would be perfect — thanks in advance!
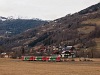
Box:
[81,18,100,26]
[77,26,95,34]
[0,58,100,75]
[95,38,100,50]
[81,18,100,50]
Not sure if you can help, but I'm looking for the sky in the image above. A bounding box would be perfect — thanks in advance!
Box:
[0,0,100,20]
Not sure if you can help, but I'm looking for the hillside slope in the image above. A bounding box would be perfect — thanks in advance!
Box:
[27,3,100,49]
[1,3,100,52]
[0,17,48,37]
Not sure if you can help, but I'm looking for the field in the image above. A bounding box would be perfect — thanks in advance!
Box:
[95,38,100,50]
[0,58,100,75]
[81,18,100,50]
[81,18,100,26]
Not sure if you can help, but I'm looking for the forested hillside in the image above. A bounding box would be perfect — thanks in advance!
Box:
[0,3,100,57]
[0,17,48,37]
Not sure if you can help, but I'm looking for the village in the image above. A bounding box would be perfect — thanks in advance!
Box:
[0,44,92,62]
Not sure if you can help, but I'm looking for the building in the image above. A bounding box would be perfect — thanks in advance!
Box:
[61,46,76,58]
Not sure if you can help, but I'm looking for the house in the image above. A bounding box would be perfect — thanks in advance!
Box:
[61,46,76,58]
[0,52,13,58]
[0,52,8,58]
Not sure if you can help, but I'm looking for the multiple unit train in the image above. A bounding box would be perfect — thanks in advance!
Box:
[21,56,61,62]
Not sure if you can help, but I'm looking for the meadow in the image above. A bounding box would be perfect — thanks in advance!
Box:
[0,58,100,75]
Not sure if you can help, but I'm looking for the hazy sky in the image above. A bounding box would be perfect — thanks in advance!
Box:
[0,0,100,20]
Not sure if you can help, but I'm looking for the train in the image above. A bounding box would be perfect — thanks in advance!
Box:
[21,55,61,62]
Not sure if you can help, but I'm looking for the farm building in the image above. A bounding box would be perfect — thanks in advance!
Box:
[61,46,76,58]
[0,52,9,58]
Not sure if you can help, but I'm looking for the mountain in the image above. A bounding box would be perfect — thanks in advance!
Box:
[1,3,100,57]
[79,2,100,14]
[0,17,48,37]
[0,16,7,21]
[27,3,100,48]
